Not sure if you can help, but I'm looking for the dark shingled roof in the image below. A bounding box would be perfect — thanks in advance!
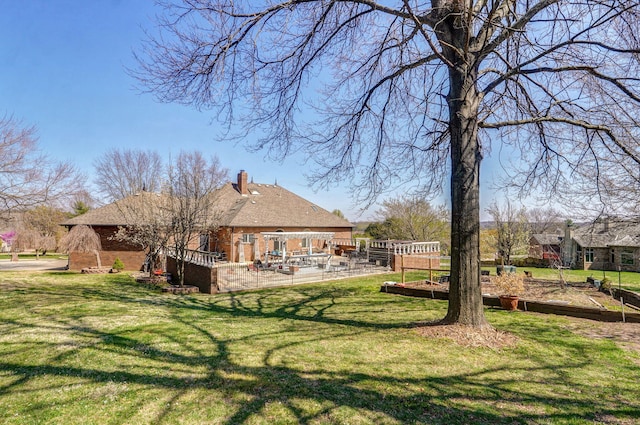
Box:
[531,234,563,246]
[573,220,640,248]
[62,192,170,227]
[62,182,353,230]
[214,181,353,228]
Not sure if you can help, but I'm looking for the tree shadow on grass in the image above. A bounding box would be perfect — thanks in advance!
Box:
[1,310,639,424]
[166,287,443,332]
[2,275,639,423]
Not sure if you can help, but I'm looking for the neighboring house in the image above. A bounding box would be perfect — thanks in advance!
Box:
[62,170,353,270]
[528,218,640,271]
[561,218,640,272]
[529,233,563,261]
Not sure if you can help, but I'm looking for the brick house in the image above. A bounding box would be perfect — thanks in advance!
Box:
[562,219,640,272]
[62,171,353,270]
[529,233,562,261]
[209,171,353,263]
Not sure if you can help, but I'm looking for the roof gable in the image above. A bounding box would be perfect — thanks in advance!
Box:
[214,182,353,228]
[531,234,562,246]
[61,192,168,227]
[62,181,353,230]
[573,219,640,248]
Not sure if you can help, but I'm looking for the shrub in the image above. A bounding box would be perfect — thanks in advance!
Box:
[112,258,124,271]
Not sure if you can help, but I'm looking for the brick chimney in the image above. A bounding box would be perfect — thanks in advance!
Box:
[237,170,248,195]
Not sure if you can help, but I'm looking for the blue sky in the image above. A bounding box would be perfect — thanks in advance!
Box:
[1,1,510,221]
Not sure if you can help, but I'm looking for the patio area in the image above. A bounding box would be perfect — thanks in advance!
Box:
[215,256,389,292]
[168,237,440,293]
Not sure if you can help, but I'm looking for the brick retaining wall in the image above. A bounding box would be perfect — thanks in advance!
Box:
[166,257,218,294]
[69,251,146,271]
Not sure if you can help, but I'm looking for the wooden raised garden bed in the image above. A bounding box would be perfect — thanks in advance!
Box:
[381,280,640,323]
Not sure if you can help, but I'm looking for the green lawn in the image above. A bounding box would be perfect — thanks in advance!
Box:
[0,271,639,424]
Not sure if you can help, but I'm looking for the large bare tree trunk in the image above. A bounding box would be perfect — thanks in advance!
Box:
[135,0,640,327]
[442,68,488,327]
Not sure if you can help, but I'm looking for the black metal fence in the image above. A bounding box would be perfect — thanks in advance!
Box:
[214,259,388,292]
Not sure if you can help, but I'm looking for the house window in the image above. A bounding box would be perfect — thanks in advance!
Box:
[611,249,615,264]
[585,248,594,263]
[241,233,255,243]
[273,230,284,253]
[576,245,582,263]
[301,229,311,249]
[274,239,286,252]
[199,234,210,251]
[621,249,634,266]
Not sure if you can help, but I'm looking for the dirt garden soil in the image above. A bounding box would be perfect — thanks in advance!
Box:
[407,278,640,353]
[405,277,628,310]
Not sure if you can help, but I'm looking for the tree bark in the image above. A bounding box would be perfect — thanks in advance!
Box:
[94,250,102,269]
[441,66,488,327]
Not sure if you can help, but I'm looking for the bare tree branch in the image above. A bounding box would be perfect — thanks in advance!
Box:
[134,0,640,326]
[0,115,85,216]
[94,149,164,202]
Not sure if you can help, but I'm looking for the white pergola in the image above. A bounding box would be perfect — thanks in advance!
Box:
[261,231,334,264]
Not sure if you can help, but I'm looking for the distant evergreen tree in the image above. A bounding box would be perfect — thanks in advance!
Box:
[70,200,91,217]
[332,209,345,219]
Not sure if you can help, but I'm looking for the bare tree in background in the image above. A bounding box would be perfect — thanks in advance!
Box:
[371,196,450,251]
[94,148,163,202]
[21,206,68,258]
[136,1,640,327]
[165,151,227,286]
[526,207,564,235]
[0,115,84,217]
[487,201,530,266]
[110,192,173,277]
[106,151,227,283]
